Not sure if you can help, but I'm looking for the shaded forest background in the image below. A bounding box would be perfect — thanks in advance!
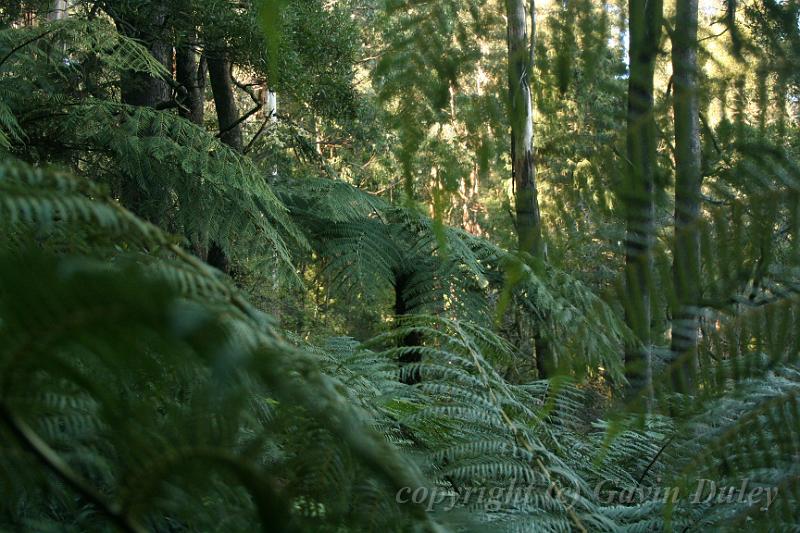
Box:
[1,0,799,531]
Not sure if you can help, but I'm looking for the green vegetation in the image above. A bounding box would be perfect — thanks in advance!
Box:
[1,0,799,531]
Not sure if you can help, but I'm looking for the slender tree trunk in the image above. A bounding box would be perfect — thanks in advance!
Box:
[176,42,210,262]
[506,0,542,259]
[47,0,67,21]
[506,0,551,377]
[624,0,662,401]
[176,42,205,126]
[670,0,701,393]
[46,1,68,58]
[266,89,277,120]
[206,52,243,273]
[207,53,243,152]
[266,88,278,176]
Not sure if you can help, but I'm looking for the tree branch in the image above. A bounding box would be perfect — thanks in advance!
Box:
[214,64,263,141]
[0,28,58,70]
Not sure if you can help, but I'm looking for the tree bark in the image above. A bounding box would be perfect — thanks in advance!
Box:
[207,53,243,152]
[176,43,205,126]
[110,3,171,107]
[669,0,701,393]
[109,3,172,217]
[395,271,423,385]
[506,0,543,259]
[47,0,67,21]
[176,42,210,263]
[118,35,171,108]
[506,0,551,377]
[266,89,277,121]
[624,0,662,402]
[206,52,244,274]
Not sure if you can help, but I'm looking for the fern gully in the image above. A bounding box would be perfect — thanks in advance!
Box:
[1,1,799,532]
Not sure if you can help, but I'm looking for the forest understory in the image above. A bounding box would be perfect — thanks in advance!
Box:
[1,0,799,531]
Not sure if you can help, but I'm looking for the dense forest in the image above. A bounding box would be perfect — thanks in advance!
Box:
[1,0,799,531]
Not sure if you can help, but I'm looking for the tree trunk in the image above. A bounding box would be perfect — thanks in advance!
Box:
[118,38,171,108]
[47,0,67,21]
[669,0,701,393]
[266,89,277,121]
[176,43,205,126]
[176,43,210,262]
[506,0,542,259]
[266,88,278,177]
[207,53,243,152]
[506,0,551,377]
[206,52,243,273]
[111,4,171,216]
[395,272,422,385]
[206,241,230,274]
[624,0,662,402]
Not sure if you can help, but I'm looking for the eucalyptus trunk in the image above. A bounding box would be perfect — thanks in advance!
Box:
[670,0,701,393]
[47,0,67,21]
[267,89,277,120]
[624,0,662,401]
[506,0,551,377]
[506,0,542,259]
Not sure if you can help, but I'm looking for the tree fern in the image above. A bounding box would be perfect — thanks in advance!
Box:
[0,158,441,532]
[1,17,306,282]
[2,3,800,532]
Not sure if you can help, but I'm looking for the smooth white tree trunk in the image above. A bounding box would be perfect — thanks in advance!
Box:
[48,0,68,21]
[267,89,277,121]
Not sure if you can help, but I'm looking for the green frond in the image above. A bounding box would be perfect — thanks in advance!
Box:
[55,102,306,272]
[0,18,170,78]
[0,158,165,244]
[0,101,23,150]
